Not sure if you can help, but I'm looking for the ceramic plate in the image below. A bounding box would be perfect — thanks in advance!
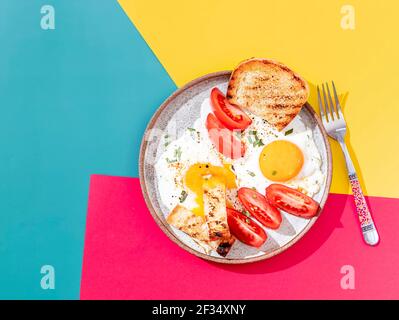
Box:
[139,71,332,264]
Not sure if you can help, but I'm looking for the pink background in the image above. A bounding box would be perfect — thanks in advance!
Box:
[80,174,399,299]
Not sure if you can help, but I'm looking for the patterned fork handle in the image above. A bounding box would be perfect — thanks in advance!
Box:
[338,137,379,246]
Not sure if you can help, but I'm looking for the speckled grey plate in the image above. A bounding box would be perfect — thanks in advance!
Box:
[139,71,332,264]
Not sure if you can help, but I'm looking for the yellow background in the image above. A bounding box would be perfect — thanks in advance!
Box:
[119,0,399,198]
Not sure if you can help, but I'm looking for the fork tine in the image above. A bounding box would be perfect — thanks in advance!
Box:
[331,81,342,118]
[321,84,330,122]
[317,85,326,120]
[325,82,335,121]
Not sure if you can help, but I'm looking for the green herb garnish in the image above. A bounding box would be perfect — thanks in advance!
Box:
[248,130,264,147]
[246,218,251,224]
[272,170,277,176]
[179,190,188,203]
[166,147,182,164]
[285,128,293,136]
[243,210,251,217]
[166,157,176,164]
[174,147,182,161]
[247,170,255,177]
[255,140,264,147]
[187,127,200,141]
[164,134,171,147]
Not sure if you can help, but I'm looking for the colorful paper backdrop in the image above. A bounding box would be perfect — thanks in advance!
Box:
[1,0,398,299]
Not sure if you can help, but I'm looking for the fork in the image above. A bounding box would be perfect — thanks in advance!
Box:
[317,82,379,246]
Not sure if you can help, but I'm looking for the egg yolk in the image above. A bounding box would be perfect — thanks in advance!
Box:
[259,140,304,182]
[185,163,236,216]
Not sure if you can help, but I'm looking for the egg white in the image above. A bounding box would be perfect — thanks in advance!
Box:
[155,97,326,214]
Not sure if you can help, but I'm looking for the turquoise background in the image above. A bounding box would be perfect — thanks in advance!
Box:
[0,0,175,298]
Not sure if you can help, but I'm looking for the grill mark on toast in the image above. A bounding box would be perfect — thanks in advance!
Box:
[227,58,309,131]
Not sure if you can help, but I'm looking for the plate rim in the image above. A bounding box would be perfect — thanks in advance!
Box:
[139,70,332,264]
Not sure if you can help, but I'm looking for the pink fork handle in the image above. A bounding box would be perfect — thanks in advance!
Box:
[349,174,372,228]
[349,173,379,245]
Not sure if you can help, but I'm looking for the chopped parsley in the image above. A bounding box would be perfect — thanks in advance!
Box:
[187,127,200,141]
[285,128,293,136]
[164,134,171,147]
[243,210,251,217]
[166,157,176,164]
[246,218,251,224]
[179,190,188,203]
[272,170,277,176]
[166,147,182,163]
[248,130,264,147]
[247,170,256,177]
[174,147,182,161]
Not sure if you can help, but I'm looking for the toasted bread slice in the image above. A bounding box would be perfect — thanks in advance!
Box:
[167,205,210,243]
[227,58,309,131]
[214,236,235,257]
[167,204,234,257]
[203,179,231,240]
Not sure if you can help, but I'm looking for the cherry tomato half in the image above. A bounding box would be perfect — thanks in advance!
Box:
[227,208,267,248]
[237,187,282,229]
[210,88,252,130]
[206,113,246,159]
[266,184,320,218]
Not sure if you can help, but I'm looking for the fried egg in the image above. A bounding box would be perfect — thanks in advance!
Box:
[259,140,304,181]
[155,97,325,216]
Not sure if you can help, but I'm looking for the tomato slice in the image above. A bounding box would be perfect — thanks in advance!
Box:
[206,113,246,159]
[266,184,320,218]
[210,88,252,130]
[227,208,267,248]
[237,187,282,229]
